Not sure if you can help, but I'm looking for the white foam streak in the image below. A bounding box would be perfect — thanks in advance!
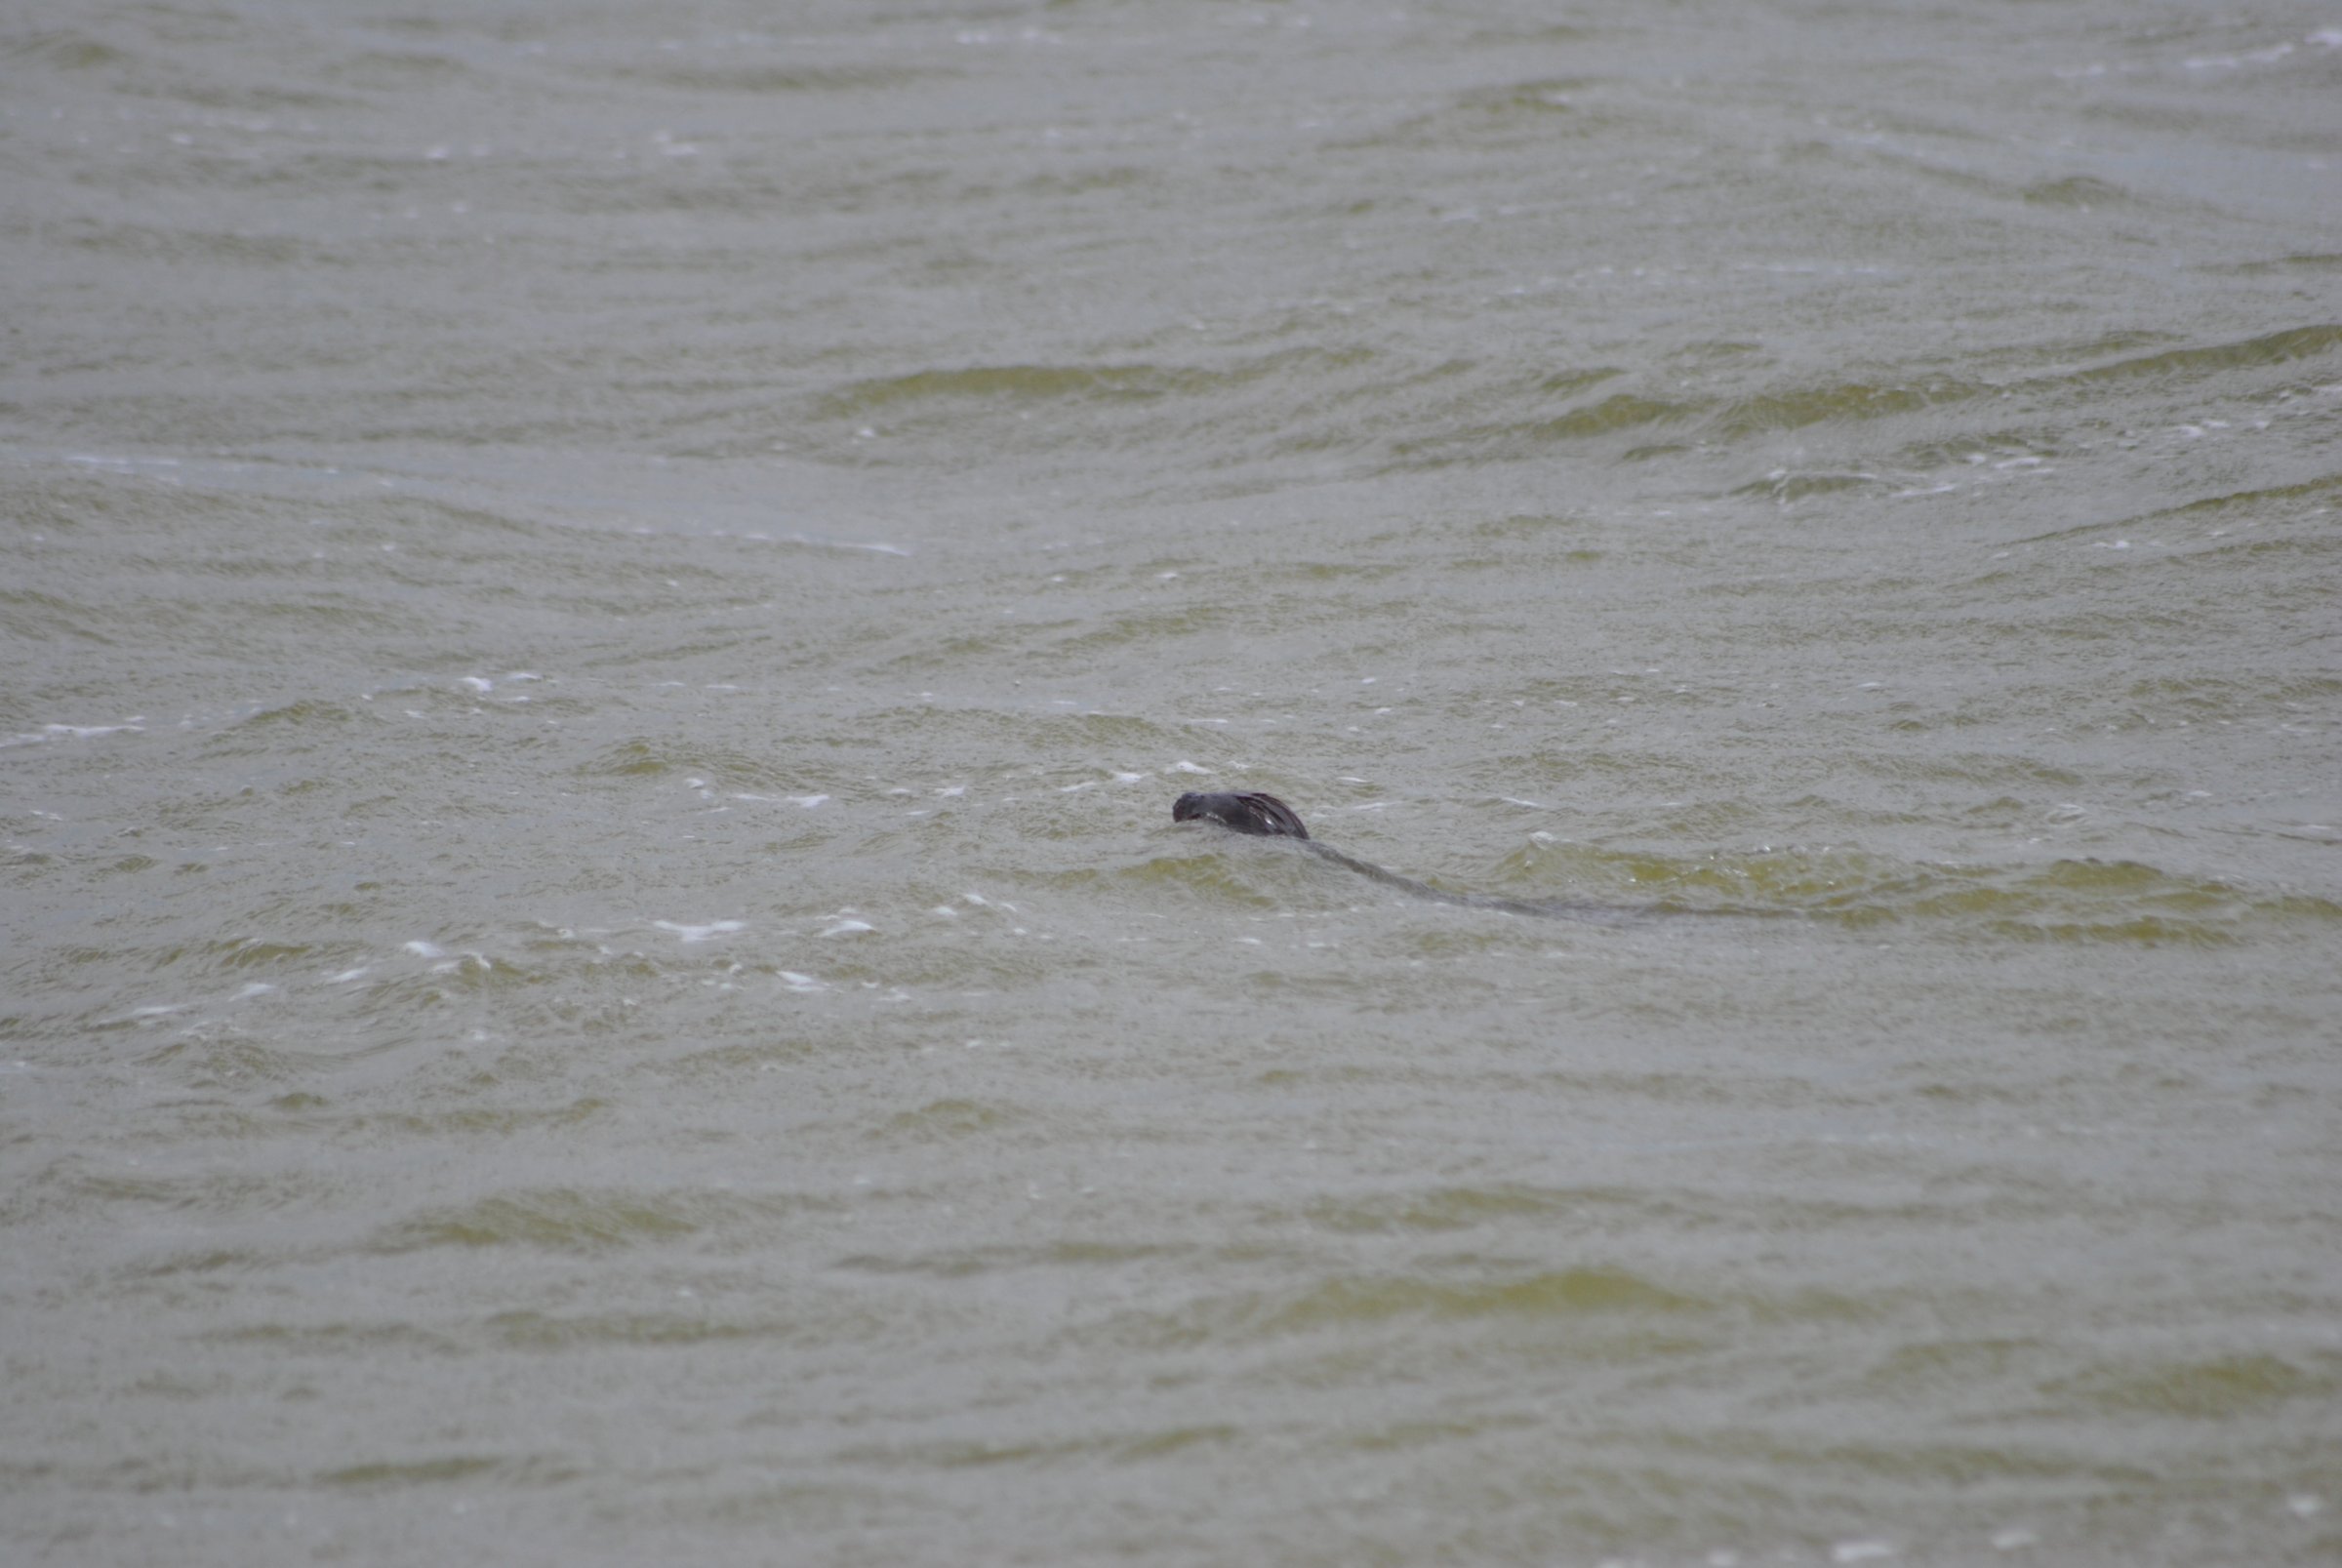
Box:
[2,722,144,748]
[653,920,745,944]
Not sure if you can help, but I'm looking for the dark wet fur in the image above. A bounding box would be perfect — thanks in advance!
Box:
[1172,791,1311,840]
[1172,790,1644,922]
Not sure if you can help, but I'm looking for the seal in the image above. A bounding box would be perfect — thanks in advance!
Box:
[1171,790,1311,839]
[1171,789,1653,922]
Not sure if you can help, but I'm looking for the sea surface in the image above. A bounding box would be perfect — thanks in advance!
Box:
[4,2,2340,1564]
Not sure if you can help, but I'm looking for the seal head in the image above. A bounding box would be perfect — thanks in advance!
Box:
[1172,790,1311,840]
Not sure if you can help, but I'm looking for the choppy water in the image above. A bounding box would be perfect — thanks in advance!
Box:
[6,2,2341,1564]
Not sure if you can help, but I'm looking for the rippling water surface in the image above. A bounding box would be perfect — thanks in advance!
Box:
[6,2,2341,1563]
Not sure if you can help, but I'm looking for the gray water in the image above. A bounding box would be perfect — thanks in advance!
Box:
[5,2,2341,1564]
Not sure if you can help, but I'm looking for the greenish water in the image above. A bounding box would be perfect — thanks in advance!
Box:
[4,2,2340,1564]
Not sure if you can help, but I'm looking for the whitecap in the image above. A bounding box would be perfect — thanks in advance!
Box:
[1,722,145,748]
[653,920,745,944]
